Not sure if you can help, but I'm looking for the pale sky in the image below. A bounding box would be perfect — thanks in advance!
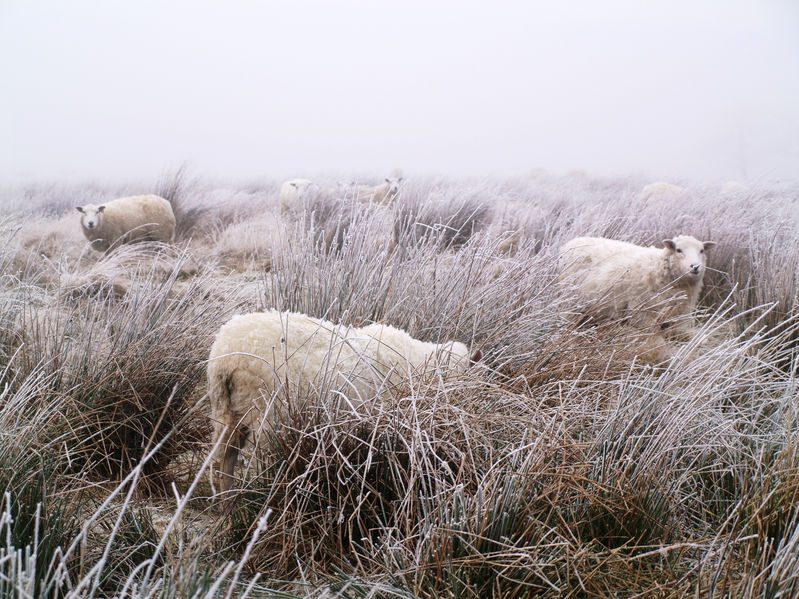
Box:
[2,0,798,184]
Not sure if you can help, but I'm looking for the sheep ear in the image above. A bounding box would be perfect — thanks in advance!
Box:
[470,349,483,365]
[76,206,84,213]
[98,205,106,213]
[703,241,716,251]
[663,239,676,251]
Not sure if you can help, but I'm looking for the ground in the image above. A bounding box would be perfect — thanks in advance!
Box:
[1,171,798,597]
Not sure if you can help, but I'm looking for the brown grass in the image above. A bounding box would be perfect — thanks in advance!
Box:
[1,173,799,597]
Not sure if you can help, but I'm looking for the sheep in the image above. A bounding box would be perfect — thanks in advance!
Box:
[76,194,175,252]
[279,178,313,213]
[721,180,748,195]
[559,235,716,350]
[331,180,357,198]
[207,309,478,492]
[355,176,403,206]
[639,182,686,204]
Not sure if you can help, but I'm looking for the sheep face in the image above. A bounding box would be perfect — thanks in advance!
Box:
[291,180,312,199]
[384,177,403,198]
[76,204,106,231]
[663,235,716,283]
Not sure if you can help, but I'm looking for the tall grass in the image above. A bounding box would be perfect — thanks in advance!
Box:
[1,173,798,596]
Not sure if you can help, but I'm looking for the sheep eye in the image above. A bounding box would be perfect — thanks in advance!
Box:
[676,249,683,254]
[700,249,704,254]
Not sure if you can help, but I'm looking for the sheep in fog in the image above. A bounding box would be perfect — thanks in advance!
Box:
[329,180,358,200]
[207,309,478,492]
[76,194,175,252]
[355,176,403,205]
[721,180,748,195]
[640,182,686,203]
[559,235,716,343]
[279,178,313,213]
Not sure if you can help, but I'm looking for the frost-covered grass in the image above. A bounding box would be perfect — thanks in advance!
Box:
[1,171,799,597]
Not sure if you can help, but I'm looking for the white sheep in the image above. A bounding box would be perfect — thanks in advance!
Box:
[355,176,403,206]
[76,194,176,252]
[279,178,313,213]
[331,180,357,198]
[559,235,716,345]
[721,180,748,195]
[639,182,686,204]
[207,309,477,492]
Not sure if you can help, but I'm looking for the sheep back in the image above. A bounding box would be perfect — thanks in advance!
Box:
[207,310,470,491]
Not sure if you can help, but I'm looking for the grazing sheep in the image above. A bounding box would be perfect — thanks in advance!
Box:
[279,178,313,213]
[559,235,716,345]
[208,310,477,492]
[76,194,175,252]
[640,182,686,203]
[355,177,403,206]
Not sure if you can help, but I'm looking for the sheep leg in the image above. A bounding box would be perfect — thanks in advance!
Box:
[211,411,247,494]
[217,424,247,493]
[637,332,673,365]
[662,319,696,342]
[219,445,237,494]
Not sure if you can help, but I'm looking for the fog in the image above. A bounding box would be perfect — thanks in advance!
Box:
[2,0,798,184]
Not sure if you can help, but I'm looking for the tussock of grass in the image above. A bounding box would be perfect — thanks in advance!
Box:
[393,182,491,251]
[1,173,799,596]
[156,165,210,241]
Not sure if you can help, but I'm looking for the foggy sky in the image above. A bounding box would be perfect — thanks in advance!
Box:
[2,0,798,185]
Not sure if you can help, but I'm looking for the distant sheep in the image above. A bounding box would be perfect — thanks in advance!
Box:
[327,180,358,201]
[76,194,175,252]
[559,235,716,346]
[640,182,686,203]
[335,180,357,193]
[721,181,748,195]
[279,178,313,213]
[355,177,403,206]
[208,310,477,492]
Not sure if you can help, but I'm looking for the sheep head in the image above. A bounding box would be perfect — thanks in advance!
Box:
[663,235,716,284]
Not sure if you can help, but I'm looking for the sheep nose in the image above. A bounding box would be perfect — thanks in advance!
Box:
[690,265,700,274]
